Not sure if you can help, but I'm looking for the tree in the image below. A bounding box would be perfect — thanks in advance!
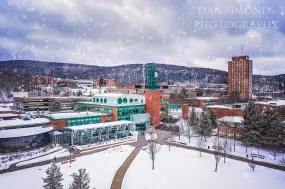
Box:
[248,158,256,171]
[49,102,62,112]
[69,169,91,189]
[209,109,217,129]
[220,135,231,163]
[165,132,174,151]
[229,91,241,104]
[185,118,194,143]
[196,137,206,157]
[241,102,263,154]
[213,138,221,172]
[279,156,285,167]
[261,108,285,160]
[194,107,212,141]
[146,135,160,170]
[42,162,64,189]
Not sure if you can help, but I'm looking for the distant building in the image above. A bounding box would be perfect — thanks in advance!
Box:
[0,118,52,153]
[217,116,243,138]
[228,55,253,100]
[207,103,248,118]
[255,99,285,113]
[93,79,116,88]
[192,97,220,108]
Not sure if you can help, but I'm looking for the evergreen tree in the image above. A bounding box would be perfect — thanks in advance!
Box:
[69,169,91,189]
[241,102,263,154]
[209,109,217,129]
[262,110,285,160]
[194,107,212,140]
[189,107,197,127]
[42,162,64,189]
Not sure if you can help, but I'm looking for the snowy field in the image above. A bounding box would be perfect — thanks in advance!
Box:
[0,145,134,189]
[0,145,63,170]
[122,145,285,189]
[172,135,285,165]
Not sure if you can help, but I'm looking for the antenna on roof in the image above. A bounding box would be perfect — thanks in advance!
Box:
[241,45,243,56]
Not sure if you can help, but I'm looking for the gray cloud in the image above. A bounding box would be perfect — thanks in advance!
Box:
[0,0,284,75]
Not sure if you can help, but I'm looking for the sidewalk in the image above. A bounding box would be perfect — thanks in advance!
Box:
[110,147,141,189]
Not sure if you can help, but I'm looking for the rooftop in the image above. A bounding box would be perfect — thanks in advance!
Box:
[0,107,12,112]
[193,97,220,100]
[46,112,108,120]
[0,114,20,118]
[218,116,243,123]
[255,99,285,106]
[0,126,53,139]
[64,120,134,131]
[0,118,50,129]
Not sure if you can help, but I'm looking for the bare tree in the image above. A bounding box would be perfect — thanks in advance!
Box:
[269,147,280,161]
[146,135,160,170]
[196,137,206,157]
[213,137,221,172]
[248,158,256,171]
[184,119,194,143]
[165,132,174,151]
[221,136,232,163]
[279,156,285,167]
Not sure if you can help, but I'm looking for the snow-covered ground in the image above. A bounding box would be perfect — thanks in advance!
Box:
[0,145,63,170]
[16,149,70,167]
[172,135,285,165]
[0,145,134,189]
[122,145,285,189]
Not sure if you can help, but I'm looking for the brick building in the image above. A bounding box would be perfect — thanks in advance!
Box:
[255,99,285,113]
[93,79,116,88]
[228,55,253,100]
[207,103,247,118]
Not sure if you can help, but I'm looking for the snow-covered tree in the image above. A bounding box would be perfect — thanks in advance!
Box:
[279,156,285,167]
[185,119,194,143]
[241,102,263,154]
[42,162,63,189]
[194,107,212,141]
[69,169,91,189]
[209,109,217,129]
[221,136,231,163]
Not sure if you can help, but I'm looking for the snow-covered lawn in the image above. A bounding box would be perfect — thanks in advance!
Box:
[172,135,285,165]
[0,145,63,170]
[16,149,70,167]
[122,145,285,189]
[0,145,134,189]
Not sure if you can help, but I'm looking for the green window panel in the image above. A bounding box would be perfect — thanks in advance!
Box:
[130,98,133,103]
[123,98,127,103]
[96,98,99,103]
[100,98,103,103]
[118,98,123,104]
[104,98,107,103]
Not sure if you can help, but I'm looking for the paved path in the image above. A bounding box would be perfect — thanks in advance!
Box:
[110,147,141,189]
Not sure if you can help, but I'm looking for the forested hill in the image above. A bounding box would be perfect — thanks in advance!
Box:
[0,60,284,91]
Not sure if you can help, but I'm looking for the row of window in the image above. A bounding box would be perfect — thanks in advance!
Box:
[67,117,100,126]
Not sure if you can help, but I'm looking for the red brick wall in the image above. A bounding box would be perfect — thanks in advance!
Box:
[182,104,189,120]
[208,108,244,118]
[112,108,118,121]
[50,120,67,131]
[100,115,113,122]
[257,104,281,112]
[145,90,161,127]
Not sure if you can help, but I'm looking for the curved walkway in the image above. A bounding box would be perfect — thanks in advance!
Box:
[110,147,141,189]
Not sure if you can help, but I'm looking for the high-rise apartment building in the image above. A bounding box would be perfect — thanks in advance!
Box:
[228,55,253,99]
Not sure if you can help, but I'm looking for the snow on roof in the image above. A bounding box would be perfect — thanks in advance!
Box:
[66,120,135,131]
[46,112,107,119]
[0,114,19,118]
[218,116,243,123]
[0,126,53,139]
[194,97,220,100]
[255,99,285,106]
[207,105,230,109]
[0,107,12,112]
[0,118,50,129]
[93,93,125,97]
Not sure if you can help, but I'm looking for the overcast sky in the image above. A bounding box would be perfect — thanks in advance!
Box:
[0,0,285,75]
